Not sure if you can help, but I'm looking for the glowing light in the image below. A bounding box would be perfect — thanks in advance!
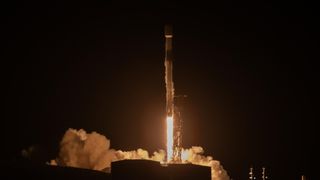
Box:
[166,116,173,162]
[181,149,189,162]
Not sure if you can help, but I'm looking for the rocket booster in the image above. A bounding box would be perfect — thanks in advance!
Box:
[165,25,174,117]
[165,25,183,163]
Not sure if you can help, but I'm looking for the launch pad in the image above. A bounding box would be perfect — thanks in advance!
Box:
[110,25,212,180]
[111,160,211,180]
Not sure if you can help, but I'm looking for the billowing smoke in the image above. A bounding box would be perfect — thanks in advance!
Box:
[51,128,230,180]
[50,128,115,171]
[181,147,230,180]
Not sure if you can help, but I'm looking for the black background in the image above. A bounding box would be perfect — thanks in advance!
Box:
[3,1,317,179]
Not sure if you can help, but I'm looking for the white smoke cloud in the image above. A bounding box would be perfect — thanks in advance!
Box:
[51,128,115,171]
[51,128,230,180]
[182,146,230,180]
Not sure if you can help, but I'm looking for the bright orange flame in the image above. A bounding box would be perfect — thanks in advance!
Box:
[166,116,173,162]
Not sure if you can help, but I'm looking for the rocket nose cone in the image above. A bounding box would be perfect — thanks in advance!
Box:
[165,25,173,37]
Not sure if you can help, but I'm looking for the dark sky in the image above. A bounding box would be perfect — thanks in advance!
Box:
[3,1,317,179]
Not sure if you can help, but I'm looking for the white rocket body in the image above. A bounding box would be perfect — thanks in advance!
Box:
[165,25,174,118]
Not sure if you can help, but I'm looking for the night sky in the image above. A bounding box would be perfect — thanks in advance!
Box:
[3,1,317,179]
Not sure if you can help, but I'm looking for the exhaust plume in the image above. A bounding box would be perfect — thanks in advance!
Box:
[50,128,230,180]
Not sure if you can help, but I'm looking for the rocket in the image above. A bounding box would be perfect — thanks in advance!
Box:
[164,25,183,163]
[165,25,174,118]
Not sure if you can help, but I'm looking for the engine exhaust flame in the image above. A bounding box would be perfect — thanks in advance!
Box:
[166,116,174,162]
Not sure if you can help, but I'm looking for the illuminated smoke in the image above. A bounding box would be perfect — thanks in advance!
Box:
[51,128,230,180]
[181,146,230,180]
[51,128,116,171]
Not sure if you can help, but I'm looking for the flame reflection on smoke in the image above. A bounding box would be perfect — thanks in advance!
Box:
[50,128,230,180]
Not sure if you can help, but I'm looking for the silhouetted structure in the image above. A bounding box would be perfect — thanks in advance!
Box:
[1,162,111,180]
[112,160,163,180]
[165,163,212,180]
[112,160,211,180]
[2,159,211,180]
